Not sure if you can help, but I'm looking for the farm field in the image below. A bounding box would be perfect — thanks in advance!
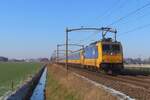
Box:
[123,65,150,75]
[0,62,42,97]
[124,64,150,68]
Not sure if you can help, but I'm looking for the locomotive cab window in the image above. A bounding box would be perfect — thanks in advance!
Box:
[102,44,110,53]
[112,44,120,53]
[102,44,121,53]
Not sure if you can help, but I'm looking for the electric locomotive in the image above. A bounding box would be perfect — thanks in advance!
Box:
[83,38,123,73]
[58,27,124,73]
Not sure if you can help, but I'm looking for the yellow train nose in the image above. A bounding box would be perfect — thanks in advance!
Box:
[102,54,122,63]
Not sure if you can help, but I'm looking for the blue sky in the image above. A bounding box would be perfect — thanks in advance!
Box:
[0,0,150,59]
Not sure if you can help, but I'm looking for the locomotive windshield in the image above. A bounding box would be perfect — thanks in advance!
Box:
[112,44,120,52]
[102,44,121,53]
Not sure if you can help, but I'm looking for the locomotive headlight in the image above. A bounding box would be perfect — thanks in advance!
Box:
[110,52,113,55]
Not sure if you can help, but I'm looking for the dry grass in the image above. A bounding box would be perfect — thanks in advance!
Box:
[46,64,117,100]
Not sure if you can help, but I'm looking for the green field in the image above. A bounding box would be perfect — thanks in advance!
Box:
[0,62,42,97]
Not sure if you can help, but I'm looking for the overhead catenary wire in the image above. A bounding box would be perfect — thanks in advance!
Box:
[67,1,150,51]
[137,10,150,19]
[78,1,126,44]
[107,1,150,26]
[67,0,129,46]
[100,0,127,22]
[118,23,150,37]
[69,29,103,47]
[118,10,150,27]
[70,26,117,46]
[77,31,98,44]
[97,0,121,23]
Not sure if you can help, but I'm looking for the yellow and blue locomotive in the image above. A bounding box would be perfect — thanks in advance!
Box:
[58,27,124,73]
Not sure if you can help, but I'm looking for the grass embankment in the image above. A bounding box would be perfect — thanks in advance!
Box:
[0,62,42,97]
[46,64,117,100]
[46,65,79,100]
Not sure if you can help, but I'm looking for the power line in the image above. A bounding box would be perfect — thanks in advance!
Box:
[97,0,121,23]
[118,23,150,37]
[119,10,150,27]
[70,31,98,46]
[103,0,126,20]
[78,31,98,44]
[107,1,150,26]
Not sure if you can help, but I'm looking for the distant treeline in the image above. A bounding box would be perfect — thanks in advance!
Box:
[124,58,150,64]
[0,56,49,62]
[0,56,8,62]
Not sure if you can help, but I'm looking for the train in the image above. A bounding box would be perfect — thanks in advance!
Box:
[56,27,124,74]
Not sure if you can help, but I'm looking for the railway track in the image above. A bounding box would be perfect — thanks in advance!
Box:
[70,66,150,89]
[60,64,150,100]
[117,75,150,84]
[134,75,150,79]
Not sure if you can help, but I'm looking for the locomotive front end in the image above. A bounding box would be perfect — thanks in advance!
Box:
[101,41,124,73]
